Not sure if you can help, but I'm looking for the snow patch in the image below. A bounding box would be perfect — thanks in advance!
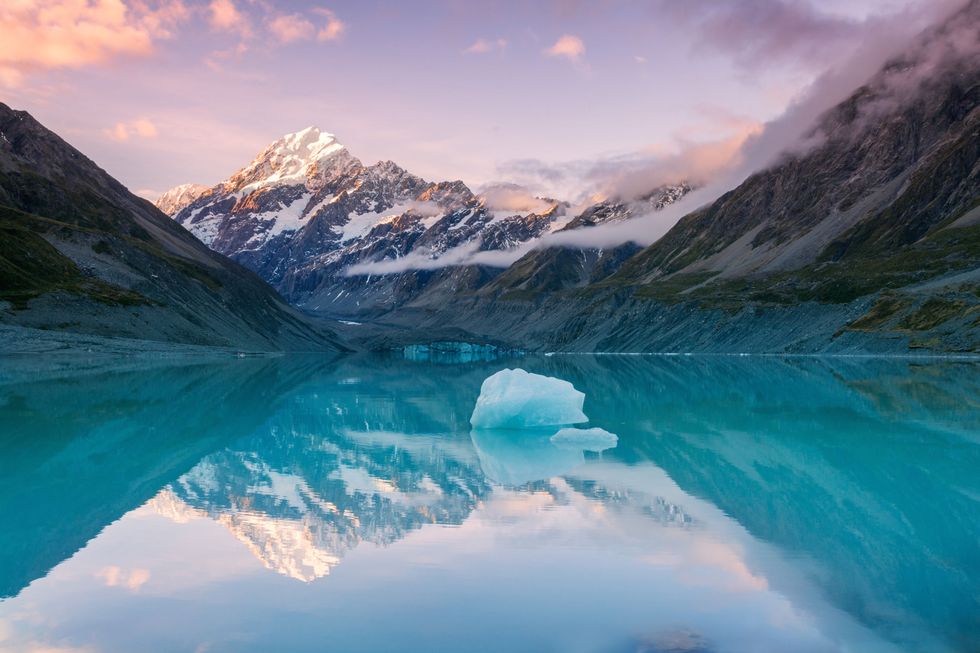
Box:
[336,200,444,243]
[186,214,224,246]
[156,183,210,216]
[241,193,313,248]
[448,208,476,230]
[262,192,312,239]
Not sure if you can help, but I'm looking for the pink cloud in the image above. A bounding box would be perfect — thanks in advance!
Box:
[204,40,248,72]
[478,183,554,213]
[495,112,762,204]
[544,34,585,62]
[269,13,315,43]
[464,38,508,55]
[313,7,345,42]
[0,0,187,86]
[594,125,763,201]
[132,0,188,38]
[104,117,159,141]
[208,0,249,36]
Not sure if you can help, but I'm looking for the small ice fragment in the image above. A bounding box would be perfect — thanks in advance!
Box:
[550,427,618,452]
[470,368,587,429]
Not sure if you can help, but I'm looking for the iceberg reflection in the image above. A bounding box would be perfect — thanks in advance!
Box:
[469,368,618,485]
[470,428,587,486]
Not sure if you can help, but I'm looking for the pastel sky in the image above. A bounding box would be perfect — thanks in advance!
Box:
[0,0,958,200]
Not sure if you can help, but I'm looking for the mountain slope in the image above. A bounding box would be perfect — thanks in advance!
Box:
[0,104,344,351]
[615,9,980,284]
[364,2,980,353]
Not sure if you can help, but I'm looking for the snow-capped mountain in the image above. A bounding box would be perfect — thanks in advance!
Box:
[163,127,691,318]
[153,183,209,216]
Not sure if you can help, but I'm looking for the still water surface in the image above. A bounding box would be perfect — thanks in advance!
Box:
[0,353,978,653]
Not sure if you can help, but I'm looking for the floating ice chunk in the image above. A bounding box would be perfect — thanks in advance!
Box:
[470,368,587,429]
[550,427,618,452]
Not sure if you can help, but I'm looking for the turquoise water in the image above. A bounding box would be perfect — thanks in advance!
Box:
[1,353,978,653]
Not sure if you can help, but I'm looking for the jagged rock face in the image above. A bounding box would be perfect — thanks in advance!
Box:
[166,127,692,318]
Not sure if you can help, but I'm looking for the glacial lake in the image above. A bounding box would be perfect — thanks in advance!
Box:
[1,353,978,653]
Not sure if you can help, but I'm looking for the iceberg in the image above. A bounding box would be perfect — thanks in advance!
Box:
[550,427,618,452]
[470,368,587,429]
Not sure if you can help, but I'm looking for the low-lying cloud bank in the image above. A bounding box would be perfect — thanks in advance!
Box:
[345,240,529,276]
[477,183,557,214]
[345,0,970,277]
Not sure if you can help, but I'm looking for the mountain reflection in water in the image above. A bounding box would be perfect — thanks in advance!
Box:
[0,354,977,653]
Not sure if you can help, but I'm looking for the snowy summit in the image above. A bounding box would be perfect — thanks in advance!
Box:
[226,126,358,194]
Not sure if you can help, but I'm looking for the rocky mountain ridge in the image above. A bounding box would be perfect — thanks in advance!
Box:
[161,131,691,318]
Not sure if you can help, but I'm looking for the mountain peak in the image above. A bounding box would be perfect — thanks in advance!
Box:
[226,125,359,193]
[279,125,343,159]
